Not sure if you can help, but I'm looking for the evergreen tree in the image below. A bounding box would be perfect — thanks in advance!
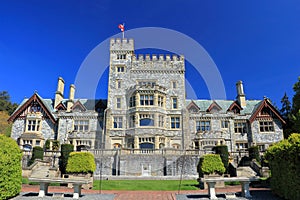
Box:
[280,93,293,138]
[0,91,18,115]
[292,76,300,114]
[292,77,300,132]
[280,92,292,118]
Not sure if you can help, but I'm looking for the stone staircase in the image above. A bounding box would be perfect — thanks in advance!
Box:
[237,166,257,177]
[30,165,50,178]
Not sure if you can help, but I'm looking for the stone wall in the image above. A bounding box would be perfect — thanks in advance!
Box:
[92,152,200,177]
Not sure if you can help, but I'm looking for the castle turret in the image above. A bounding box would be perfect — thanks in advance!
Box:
[54,77,65,108]
[236,80,246,108]
[67,84,75,112]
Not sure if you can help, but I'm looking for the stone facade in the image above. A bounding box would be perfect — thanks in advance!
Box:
[9,38,285,177]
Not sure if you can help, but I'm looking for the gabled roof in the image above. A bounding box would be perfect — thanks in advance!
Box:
[249,98,286,124]
[8,93,56,123]
[71,100,87,111]
[185,99,263,115]
[186,100,200,112]
[207,101,222,112]
[55,102,67,111]
[227,101,242,113]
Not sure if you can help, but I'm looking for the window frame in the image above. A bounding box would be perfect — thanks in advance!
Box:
[140,94,154,106]
[234,122,247,134]
[221,120,229,129]
[26,119,41,132]
[259,121,274,132]
[74,120,89,132]
[113,116,123,129]
[116,65,125,73]
[172,97,178,109]
[196,120,211,132]
[171,116,180,129]
[116,97,122,109]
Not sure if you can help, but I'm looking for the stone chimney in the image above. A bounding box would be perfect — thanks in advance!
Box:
[67,84,75,112]
[54,77,65,108]
[236,80,246,108]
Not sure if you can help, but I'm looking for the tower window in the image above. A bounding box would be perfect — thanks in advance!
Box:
[117,54,126,59]
[113,116,123,128]
[158,96,164,107]
[140,95,154,106]
[171,117,180,129]
[129,95,136,107]
[139,114,154,126]
[116,66,125,72]
[116,80,122,88]
[129,115,136,128]
[116,97,121,109]
[172,97,178,109]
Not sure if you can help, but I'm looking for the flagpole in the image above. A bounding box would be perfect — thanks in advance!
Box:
[122,23,125,39]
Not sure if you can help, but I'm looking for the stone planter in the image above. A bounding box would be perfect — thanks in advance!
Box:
[203,174,224,189]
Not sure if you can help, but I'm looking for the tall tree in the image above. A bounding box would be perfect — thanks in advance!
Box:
[291,77,300,133]
[280,93,293,138]
[0,91,18,115]
[280,92,292,118]
[292,76,300,115]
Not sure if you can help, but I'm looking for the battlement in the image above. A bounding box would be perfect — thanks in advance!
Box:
[132,54,184,62]
[130,53,185,71]
[110,38,134,51]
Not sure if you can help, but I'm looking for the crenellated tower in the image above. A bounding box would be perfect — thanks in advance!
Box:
[106,38,187,150]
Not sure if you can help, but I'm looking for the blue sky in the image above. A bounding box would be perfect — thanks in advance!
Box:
[1,0,299,108]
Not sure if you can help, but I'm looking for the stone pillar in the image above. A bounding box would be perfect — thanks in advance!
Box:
[154,93,158,106]
[73,184,82,199]
[155,136,159,149]
[207,182,217,199]
[38,183,49,197]
[134,136,139,149]
[241,181,251,198]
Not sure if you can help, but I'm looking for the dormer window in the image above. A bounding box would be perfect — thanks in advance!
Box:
[30,101,41,112]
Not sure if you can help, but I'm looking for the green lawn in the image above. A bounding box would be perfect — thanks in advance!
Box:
[92,180,200,190]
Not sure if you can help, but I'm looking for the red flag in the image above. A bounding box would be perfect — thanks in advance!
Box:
[118,24,124,32]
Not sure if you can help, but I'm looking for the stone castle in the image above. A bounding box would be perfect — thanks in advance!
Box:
[9,38,285,177]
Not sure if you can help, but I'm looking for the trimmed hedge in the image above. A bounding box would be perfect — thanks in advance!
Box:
[265,133,300,200]
[197,154,225,177]
[59,144,74,175]
[28,146,44,166]
[0,134,22,199]
[66,152,96,174]
[213,145,229,172]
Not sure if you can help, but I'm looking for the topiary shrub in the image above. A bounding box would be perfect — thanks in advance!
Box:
[45,139,50,150]
[213,145,229,172]
[66,152,96,174]
[28,146,44,166]
[197,154,226,177]
[265,133,300,200]
[0,134,22,199]
[248,146,260,162]
[59,144,74,176]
